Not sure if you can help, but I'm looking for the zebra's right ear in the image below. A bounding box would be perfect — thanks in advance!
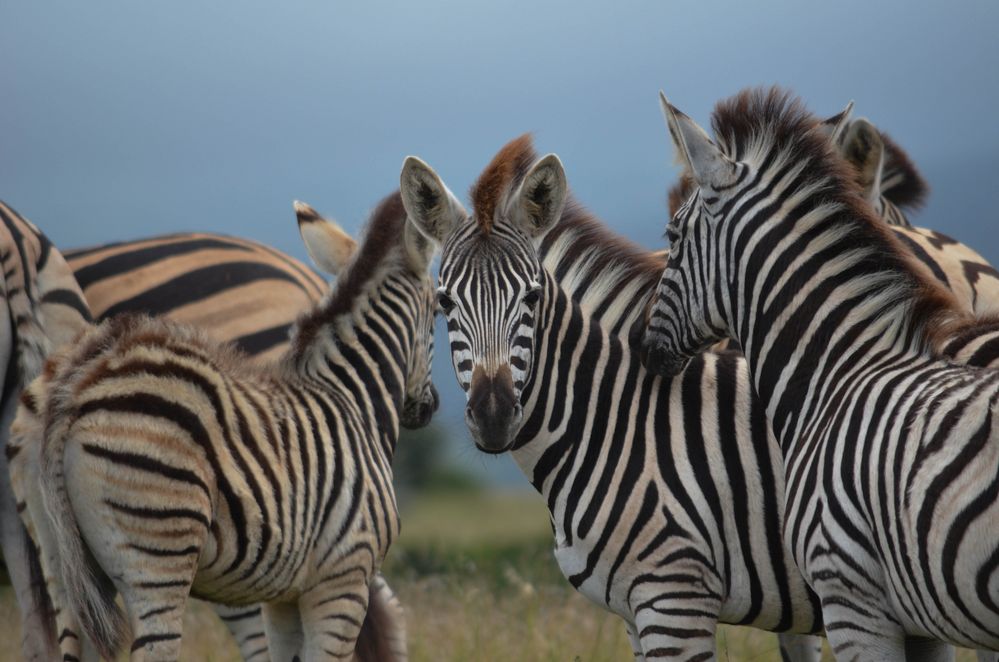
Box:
[295,201,357,276]
[659,91,732,188]
[400,156,466,243]
[840,118,885,203]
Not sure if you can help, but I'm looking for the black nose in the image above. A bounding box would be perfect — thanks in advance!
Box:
[466,365,518,452]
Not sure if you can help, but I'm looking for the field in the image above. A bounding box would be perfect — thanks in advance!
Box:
[0,489,984,661]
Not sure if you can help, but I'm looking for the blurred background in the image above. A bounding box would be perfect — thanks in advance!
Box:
[2,1,997,659]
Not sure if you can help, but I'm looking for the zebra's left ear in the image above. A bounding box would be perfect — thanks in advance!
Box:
[510,153,567,239]
[295,201,357,276]
[659,91,732,188]
[403,219,436,273]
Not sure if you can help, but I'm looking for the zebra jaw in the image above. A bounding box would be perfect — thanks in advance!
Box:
[640,333,689,379]
[465,364,523,453]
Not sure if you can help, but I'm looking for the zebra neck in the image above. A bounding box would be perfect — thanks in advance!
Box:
[512,279,636,498]
[294,296,412,456]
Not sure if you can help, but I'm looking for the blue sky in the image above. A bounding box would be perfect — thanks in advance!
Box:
[4,0,998,484]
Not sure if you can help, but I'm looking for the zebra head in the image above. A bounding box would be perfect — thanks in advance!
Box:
[296,199,439,429]
[400,144,567,453]
[642,92,745,378]
[836,118,912,228]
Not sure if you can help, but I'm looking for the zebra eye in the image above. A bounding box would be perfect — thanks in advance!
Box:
[665,224,681,245]
[437,291,456,315]
[522,286,541,309]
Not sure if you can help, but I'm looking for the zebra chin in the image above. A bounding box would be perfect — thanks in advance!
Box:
[640,334,690,379]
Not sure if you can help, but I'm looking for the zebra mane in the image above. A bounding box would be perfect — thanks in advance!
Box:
[291,191,409,358]
[469,134,536,235]
[712,86,966,351]
[539,197,665,335]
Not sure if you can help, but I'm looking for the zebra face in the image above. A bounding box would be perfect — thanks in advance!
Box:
[643,93,737,377]
[400,151,567,454]
[399,225,441,430]
[437,229,545,453]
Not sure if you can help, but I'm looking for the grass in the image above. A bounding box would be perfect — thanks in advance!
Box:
[0,489,986,661]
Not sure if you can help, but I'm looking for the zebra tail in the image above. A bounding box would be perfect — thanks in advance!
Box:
[354,581,407,662]
[38,382,130,659]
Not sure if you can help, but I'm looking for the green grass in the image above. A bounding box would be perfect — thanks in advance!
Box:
[0,489,986,661]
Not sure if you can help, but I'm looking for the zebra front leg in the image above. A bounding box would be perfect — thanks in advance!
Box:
[778,633,823,662]
[299,575,370,662]
[631,597,719,661]
[215,603,271,661]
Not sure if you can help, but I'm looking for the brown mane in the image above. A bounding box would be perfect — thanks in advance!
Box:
[711,86,967,352]
[291,191,408,357]
[878,130,929,210]
[469,133,536,233]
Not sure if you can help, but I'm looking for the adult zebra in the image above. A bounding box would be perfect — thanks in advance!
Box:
[399,138,824,660]
[0,210,409,660]
[8,192,439,660]
[643,87,999,659]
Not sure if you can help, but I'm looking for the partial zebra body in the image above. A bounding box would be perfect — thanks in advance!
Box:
[0,201,92,661]
[63,230,407,661]
[8,194,437,661]
[645,87,999,658]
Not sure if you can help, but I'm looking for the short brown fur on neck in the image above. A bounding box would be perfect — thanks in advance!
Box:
[711,87,966,354]
[470,134,536,234]
[291,191,408,359]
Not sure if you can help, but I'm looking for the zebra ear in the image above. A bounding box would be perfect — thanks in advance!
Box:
[841,118,885,203]
[400,156,466,243]
[817,100,855,146]
[295,201,357,276]
[403,219,436,273]
[659,91,731,188]
[510,153,567,239]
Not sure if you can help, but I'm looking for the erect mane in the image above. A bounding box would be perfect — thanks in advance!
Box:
[712,86,966,352]
[291,191,408,357]
[469,134,536,234]
[540,198,665,337]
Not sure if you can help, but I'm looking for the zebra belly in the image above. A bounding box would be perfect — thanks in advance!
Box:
[553,536,630,619]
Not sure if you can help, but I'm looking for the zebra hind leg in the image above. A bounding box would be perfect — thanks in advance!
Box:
[299,575,370,661]
[214,603,271,661]
[625,622,646,661]
[262,600,304,661]
[905,638,955,662]
[778,633,823,662]
[632,599,718,661]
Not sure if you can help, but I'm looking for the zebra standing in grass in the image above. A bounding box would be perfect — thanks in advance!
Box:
[62,217,408,662]
[643,87,999,659]
[399,138,825,660]
[8,192,438,661]
[0,201,92,661]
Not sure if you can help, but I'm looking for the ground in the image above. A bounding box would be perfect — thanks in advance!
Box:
[0,490,983,661]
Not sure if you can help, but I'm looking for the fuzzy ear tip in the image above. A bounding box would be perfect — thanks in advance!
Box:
[294,200,319,223]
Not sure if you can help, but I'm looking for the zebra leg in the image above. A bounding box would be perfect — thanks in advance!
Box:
[632,600,718,661]
[820,600,905,662]
[299,576,370,661]
[778,633,823,661]
[904,638,954,662]
[214,603,271,661]
[977,650,999,662]
[262,600,304,661]
[625,622,646,661]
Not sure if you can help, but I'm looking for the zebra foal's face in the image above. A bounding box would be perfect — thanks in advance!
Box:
[643,93,739,377]
[400,152,567,453]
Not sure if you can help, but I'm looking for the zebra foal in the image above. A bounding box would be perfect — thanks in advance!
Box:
[643,86,999,659]
[8,193,438,661]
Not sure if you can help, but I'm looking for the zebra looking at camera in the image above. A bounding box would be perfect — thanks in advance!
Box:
[643,87,999,659]
[399,137,825,660]
[8,192,438,661]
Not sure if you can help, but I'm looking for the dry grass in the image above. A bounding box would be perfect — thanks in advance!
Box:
[0,490,986,661]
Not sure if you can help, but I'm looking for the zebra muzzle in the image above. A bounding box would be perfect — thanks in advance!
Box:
[465,364,521,453]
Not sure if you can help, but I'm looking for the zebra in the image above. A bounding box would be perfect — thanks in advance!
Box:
[642,86,999,659]
[0,214,409,660]
[0,201,92,661]
[63,215,409,662]
[398,137,826,660]
[7,192,438,661]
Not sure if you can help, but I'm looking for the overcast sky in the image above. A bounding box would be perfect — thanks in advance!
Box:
[4,0,997,484]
